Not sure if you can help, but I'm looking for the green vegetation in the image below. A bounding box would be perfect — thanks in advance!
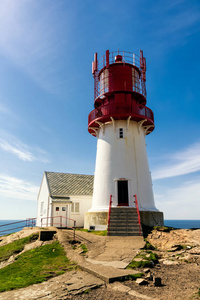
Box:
[198,288,200,297]
[0,234,39,262]
[154,226,174,232]
[129,273,143,280]
[127,251,158,269]
[80,244,88,253]
[84,288,91,293]
[142,238,156,250]
[76,228,107,236]
[0,241,76,292]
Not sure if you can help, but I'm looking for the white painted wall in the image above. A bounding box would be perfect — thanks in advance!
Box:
[89,120,159,212]
[36,173,50,226]
[70,195,92,227]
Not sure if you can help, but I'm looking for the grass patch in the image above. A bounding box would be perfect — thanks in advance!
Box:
[0,241,76,292]
[0,234,39,262]
[142,239,156,250]
[129,273,143,280]
[76,228,107,236]
[80,244,88,253]
[84,288,91,293]
[127,251,159,269]
[154,226,174,232]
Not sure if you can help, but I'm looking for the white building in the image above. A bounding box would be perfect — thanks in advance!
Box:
[36,172,93,228]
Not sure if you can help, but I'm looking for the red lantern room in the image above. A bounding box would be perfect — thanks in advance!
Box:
[88,50,154,137]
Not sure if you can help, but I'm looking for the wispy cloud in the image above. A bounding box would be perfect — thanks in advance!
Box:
[0,138,34,161]
[0,174,39,201]
[154,177,200,219]
[0,134,50,163]
[152,143,200,180]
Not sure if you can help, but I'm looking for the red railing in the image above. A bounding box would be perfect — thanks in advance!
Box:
[93,50,146,100]
[0,218,36,236]
[107,195,113,236]
[134,194,142,236]
[98,51,141,74]
[41,216,76,240]
[88,102,154,129]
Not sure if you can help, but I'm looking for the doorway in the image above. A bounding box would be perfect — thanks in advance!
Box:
[52,205,68,227]
[118,180,129,206]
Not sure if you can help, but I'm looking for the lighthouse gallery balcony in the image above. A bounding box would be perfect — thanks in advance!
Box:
[88,101,154,136]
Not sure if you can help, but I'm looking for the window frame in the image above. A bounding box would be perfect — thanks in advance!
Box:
[71,201,80,213]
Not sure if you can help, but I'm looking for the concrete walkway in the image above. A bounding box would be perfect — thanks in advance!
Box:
[57,229,145,283]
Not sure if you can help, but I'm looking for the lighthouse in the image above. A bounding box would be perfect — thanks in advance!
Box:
[84,50,164,231]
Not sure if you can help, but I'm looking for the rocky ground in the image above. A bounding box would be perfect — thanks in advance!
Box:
[0,227,200,299]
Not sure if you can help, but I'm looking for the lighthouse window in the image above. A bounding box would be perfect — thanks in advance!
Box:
[119,128,123,138]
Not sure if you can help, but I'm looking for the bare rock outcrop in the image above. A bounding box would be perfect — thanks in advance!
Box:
[147,229,200,251]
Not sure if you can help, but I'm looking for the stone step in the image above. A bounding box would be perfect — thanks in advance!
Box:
[109,228,140,232]
[109,222,138,225]
[109,227,139,232]
[110,210,138,213]
[109,232,141,236]
[111,208,137,211]
[110,214,138,217]
[110,213,138,217]
[109,224,139,228]
[109,220,138,224]
[110,212,137,216]
[109,217,138,221]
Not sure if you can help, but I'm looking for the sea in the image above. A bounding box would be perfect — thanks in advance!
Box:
[164,220,200,229]
[0,220,29,236]
[0,219,200,236]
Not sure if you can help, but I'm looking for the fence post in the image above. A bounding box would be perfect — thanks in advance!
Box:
[74,221,76,241]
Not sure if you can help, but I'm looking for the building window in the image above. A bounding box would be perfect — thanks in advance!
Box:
[71,202,80,213]
[40,202,44,215]
[119,128,123,138]
[56,207,59,211]
[75,203,79,213]
[62,207,66,211]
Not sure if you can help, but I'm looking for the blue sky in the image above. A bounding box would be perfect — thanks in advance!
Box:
[0,0,200,220]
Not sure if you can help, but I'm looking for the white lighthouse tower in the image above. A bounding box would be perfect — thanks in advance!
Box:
[84,50,163,232]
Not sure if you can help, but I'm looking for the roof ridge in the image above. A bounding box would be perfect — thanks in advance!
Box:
[45,171,93,176]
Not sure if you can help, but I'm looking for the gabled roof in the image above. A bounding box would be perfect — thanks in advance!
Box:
[45,172,94,196]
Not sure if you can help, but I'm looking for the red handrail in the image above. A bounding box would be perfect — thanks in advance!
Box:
[41,216,76,240]
[107,195,112,236]
[134,194,142,236]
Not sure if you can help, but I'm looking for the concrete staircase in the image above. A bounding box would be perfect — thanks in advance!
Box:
[108,207,142,236]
